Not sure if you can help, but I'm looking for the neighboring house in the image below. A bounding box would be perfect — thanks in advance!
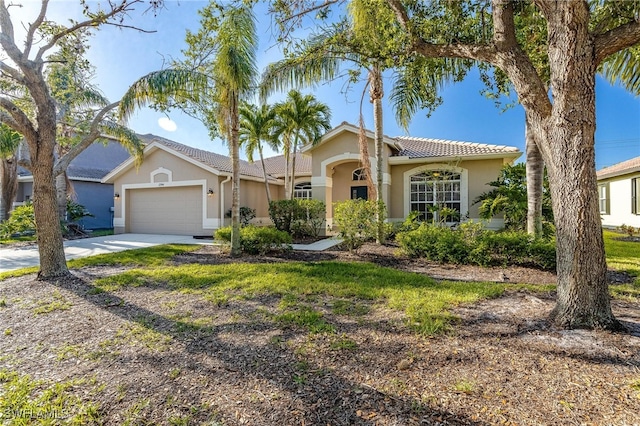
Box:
[597,156,640,229]
[104,122,521,236]
[16,141,131,230]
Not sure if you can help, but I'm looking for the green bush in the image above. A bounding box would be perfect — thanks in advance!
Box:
[66,200,94,222]
[0,204,36,239]
[269,199,326,238]
[396,221,556,270]
[269,200,298,232]
[292,199,326,238]
[333,199,381,252]
[215,225,292,255]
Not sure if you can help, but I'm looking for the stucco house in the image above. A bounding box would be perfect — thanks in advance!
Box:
[103,122,521,235]
[16,140,131,230]
[597,156,640,228]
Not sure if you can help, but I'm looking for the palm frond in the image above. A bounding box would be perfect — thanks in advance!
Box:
[99,121,144,167]
[119,69,210,123]
[600,46,640,96]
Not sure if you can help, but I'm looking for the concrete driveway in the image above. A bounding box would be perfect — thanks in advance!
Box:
[0,234,214,273]
[0,234,343,273]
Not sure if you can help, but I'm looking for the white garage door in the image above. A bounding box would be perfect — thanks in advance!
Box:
[128,186,203,235]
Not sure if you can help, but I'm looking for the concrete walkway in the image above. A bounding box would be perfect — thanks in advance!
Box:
[0,234,343,273]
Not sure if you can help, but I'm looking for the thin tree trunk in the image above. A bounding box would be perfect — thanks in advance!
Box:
[230,100,241,257]
[541,2,618,329]
[289,135,299,200]
[525,118,544,237]
[371,67,385,244]
[258,144,272,205]
[55,172,67,222]
[0,157,18,221]
[283,137,291,200]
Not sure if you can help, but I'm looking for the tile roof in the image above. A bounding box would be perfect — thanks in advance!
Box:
[18,140,131,181]
[597,156,640,180]
[262,153,311,176]
[140,134,277,181]
[393,136,520,158]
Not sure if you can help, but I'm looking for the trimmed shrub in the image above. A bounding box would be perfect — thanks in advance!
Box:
[215,225,291,255]
[333,199,380,252]
[292,199,326,238]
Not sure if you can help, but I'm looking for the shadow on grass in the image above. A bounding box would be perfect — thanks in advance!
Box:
[49,272,487,426]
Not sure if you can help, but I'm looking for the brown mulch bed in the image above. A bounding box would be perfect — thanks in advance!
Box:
[0,243,639,425]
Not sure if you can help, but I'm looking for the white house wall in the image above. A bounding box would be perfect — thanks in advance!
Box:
[601,175,640,228]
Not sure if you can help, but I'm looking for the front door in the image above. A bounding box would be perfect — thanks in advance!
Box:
[351,186,368,200]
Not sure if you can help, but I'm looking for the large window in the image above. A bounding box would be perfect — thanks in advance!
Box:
[410,171,461,222]
[293,182,312,200]
[598,183,609,215]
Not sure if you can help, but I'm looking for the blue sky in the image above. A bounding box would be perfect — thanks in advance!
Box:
[10,0,640,169]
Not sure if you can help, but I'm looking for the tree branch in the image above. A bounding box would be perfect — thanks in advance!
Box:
[492,0,518,50]
[24,0,48,58]
[594,20,640,65]
[35,0,141,62]
[0,97,37,141]
[0,59,25,84]
[54,101,119,176]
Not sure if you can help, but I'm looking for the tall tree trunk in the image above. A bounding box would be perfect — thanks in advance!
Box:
[0,157,18,221]
[230,100,241,257]
[30,130,69,279]
[371,67,385,244]
[525,118,544,237]
[283,137,291,200]
[540,1,618,329]
[258,145,272,205]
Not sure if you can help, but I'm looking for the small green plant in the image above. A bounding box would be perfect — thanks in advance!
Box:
[0,368,101,423]
[276,306,335,334]
[269,199,299,232]
[0,299,6,308]
[169,368,181,379]
[4,328,11,336]
[453,379,475,394]
[32,290,72,315]
[329,334,357,350]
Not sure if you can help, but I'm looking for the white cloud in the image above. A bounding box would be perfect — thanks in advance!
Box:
[158,117,177,132]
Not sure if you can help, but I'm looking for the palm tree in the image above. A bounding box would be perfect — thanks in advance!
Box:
[273,90,331,200]
[120,4,257,256]
[239,102,278,204]
[0,124,22,221]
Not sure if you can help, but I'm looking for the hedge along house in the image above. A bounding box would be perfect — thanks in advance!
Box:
[104,122,521,236]
[597,156,640,229]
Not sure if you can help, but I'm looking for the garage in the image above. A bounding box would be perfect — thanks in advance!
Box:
[127,186,203,235]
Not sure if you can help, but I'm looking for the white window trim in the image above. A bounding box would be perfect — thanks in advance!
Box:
[403,164,468,219]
